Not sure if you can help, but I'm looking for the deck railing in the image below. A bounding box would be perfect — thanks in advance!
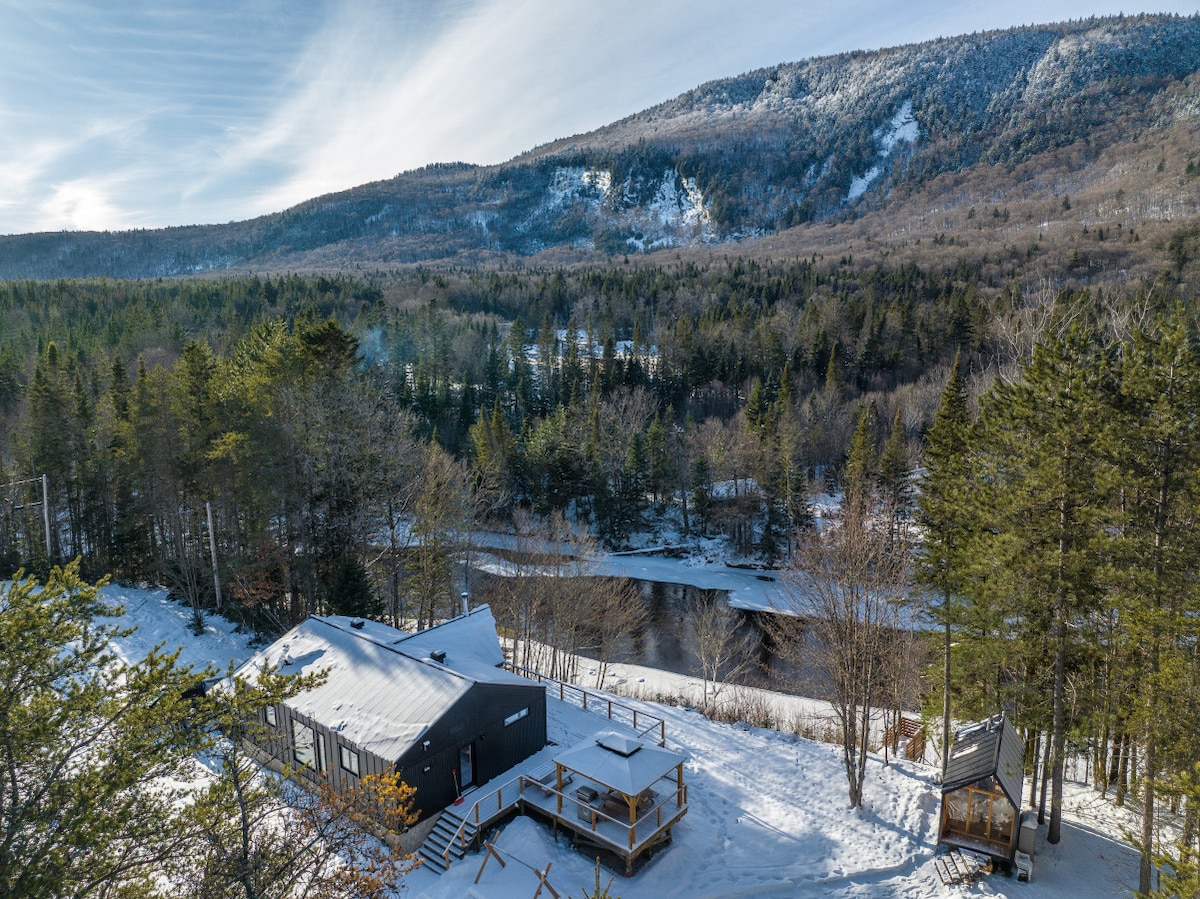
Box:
[545,779,689,852]
[441,774,541,870]
[441,772,688,870]
[505,663,667,746]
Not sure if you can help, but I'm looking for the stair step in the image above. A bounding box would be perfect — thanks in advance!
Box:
[418,851,447,873]
[417,795,502,875]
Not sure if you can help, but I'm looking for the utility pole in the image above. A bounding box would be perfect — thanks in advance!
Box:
[41,474,51,556]
[3,474,51,558]
[206,501,222,611]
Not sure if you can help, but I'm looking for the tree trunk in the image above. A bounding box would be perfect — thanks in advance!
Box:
[1048,523,1069,843]
[1027,730,1040,808]
[1114,732,1128,804]
[1038,730,1052,825]
[942,607,952,776]
[1096,719,1110,792]
[1140,740,1156,894]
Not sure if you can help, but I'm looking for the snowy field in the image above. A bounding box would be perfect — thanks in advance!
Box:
[99,583,1143,898]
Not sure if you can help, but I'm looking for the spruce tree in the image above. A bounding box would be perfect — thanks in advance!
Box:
[878,406,911,548]
[974,327,1113,844]
[843,404,876,521]
[915,352,972,773]
[1104,317,1200,891]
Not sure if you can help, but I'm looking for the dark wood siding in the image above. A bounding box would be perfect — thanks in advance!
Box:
[250,703,390,792]
[397,680,547,819]
[250,680,546,824]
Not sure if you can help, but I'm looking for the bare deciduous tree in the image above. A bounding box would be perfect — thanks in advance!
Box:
[775,508,913,809]
[584,576,647,689]
[495,509,597,680]
[689,589,754,716]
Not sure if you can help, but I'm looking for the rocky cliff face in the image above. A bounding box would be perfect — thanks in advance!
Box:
[2,14,1198,278]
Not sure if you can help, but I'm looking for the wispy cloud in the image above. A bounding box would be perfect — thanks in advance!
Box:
[2,0,1199,233]
[35,177,132,232]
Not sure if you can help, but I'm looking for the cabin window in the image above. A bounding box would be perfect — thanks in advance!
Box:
[991,798,1015,842]
[504,707,529,727]
[293,721,316,768]
[340,745,360,777]
[944,786,1014,845]
[966,792,991,838]
[945,792,967,832]
[265,705,277,727]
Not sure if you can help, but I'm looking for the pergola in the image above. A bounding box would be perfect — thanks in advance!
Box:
[542,731,687,873]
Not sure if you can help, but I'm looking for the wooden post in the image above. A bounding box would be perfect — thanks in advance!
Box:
[474,840,506,884]
[533,861,560,899]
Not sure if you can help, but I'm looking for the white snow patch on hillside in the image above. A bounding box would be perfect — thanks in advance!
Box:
[643,169,710,228]
[546,166,609,209]
[582,168,611,193]
[848,100,919,201]
[546,165,713,250]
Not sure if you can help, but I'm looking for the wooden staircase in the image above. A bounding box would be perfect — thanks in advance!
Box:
[417,808,478,874]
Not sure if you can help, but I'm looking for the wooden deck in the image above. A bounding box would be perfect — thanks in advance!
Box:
[423,769,688,874]
[519,772,688,873]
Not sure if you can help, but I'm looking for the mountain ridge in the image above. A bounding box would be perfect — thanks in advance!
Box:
[2,13,1199,279]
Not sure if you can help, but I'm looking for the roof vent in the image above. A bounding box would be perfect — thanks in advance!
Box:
[430,650,447,663]
[596,731,643,757]
[349,619,365,629]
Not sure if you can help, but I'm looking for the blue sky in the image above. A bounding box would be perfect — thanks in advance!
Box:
[2,1,1198,235]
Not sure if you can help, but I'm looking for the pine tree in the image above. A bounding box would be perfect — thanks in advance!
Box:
[0,563,209,898]
[1104,317,1200,892]
[974,327,1113,844]
[915,352,972,772]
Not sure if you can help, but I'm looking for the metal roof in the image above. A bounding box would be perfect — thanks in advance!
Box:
[323,605,528,685]
[234,607,527,761]
[942,714,1025,808]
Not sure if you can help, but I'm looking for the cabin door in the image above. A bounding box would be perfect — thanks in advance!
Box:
[458,744,475,789]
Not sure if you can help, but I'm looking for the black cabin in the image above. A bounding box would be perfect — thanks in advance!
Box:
[235,606,547,821]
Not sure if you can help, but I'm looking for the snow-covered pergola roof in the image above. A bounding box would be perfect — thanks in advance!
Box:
[554,731,686,798]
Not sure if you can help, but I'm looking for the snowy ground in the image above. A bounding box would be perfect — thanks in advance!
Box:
[97,584,1143,899]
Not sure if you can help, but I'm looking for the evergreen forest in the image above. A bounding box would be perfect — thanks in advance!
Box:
[2,255,1200,890]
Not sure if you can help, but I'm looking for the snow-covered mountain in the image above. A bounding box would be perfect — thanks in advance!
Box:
[1,13,1198,277]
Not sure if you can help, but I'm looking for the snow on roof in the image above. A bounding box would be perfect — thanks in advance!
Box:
[320,605,529,685]
[234,607,526,760]
[554,731,686,797]
[942,713,1024,807]
[389,605,507,670]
